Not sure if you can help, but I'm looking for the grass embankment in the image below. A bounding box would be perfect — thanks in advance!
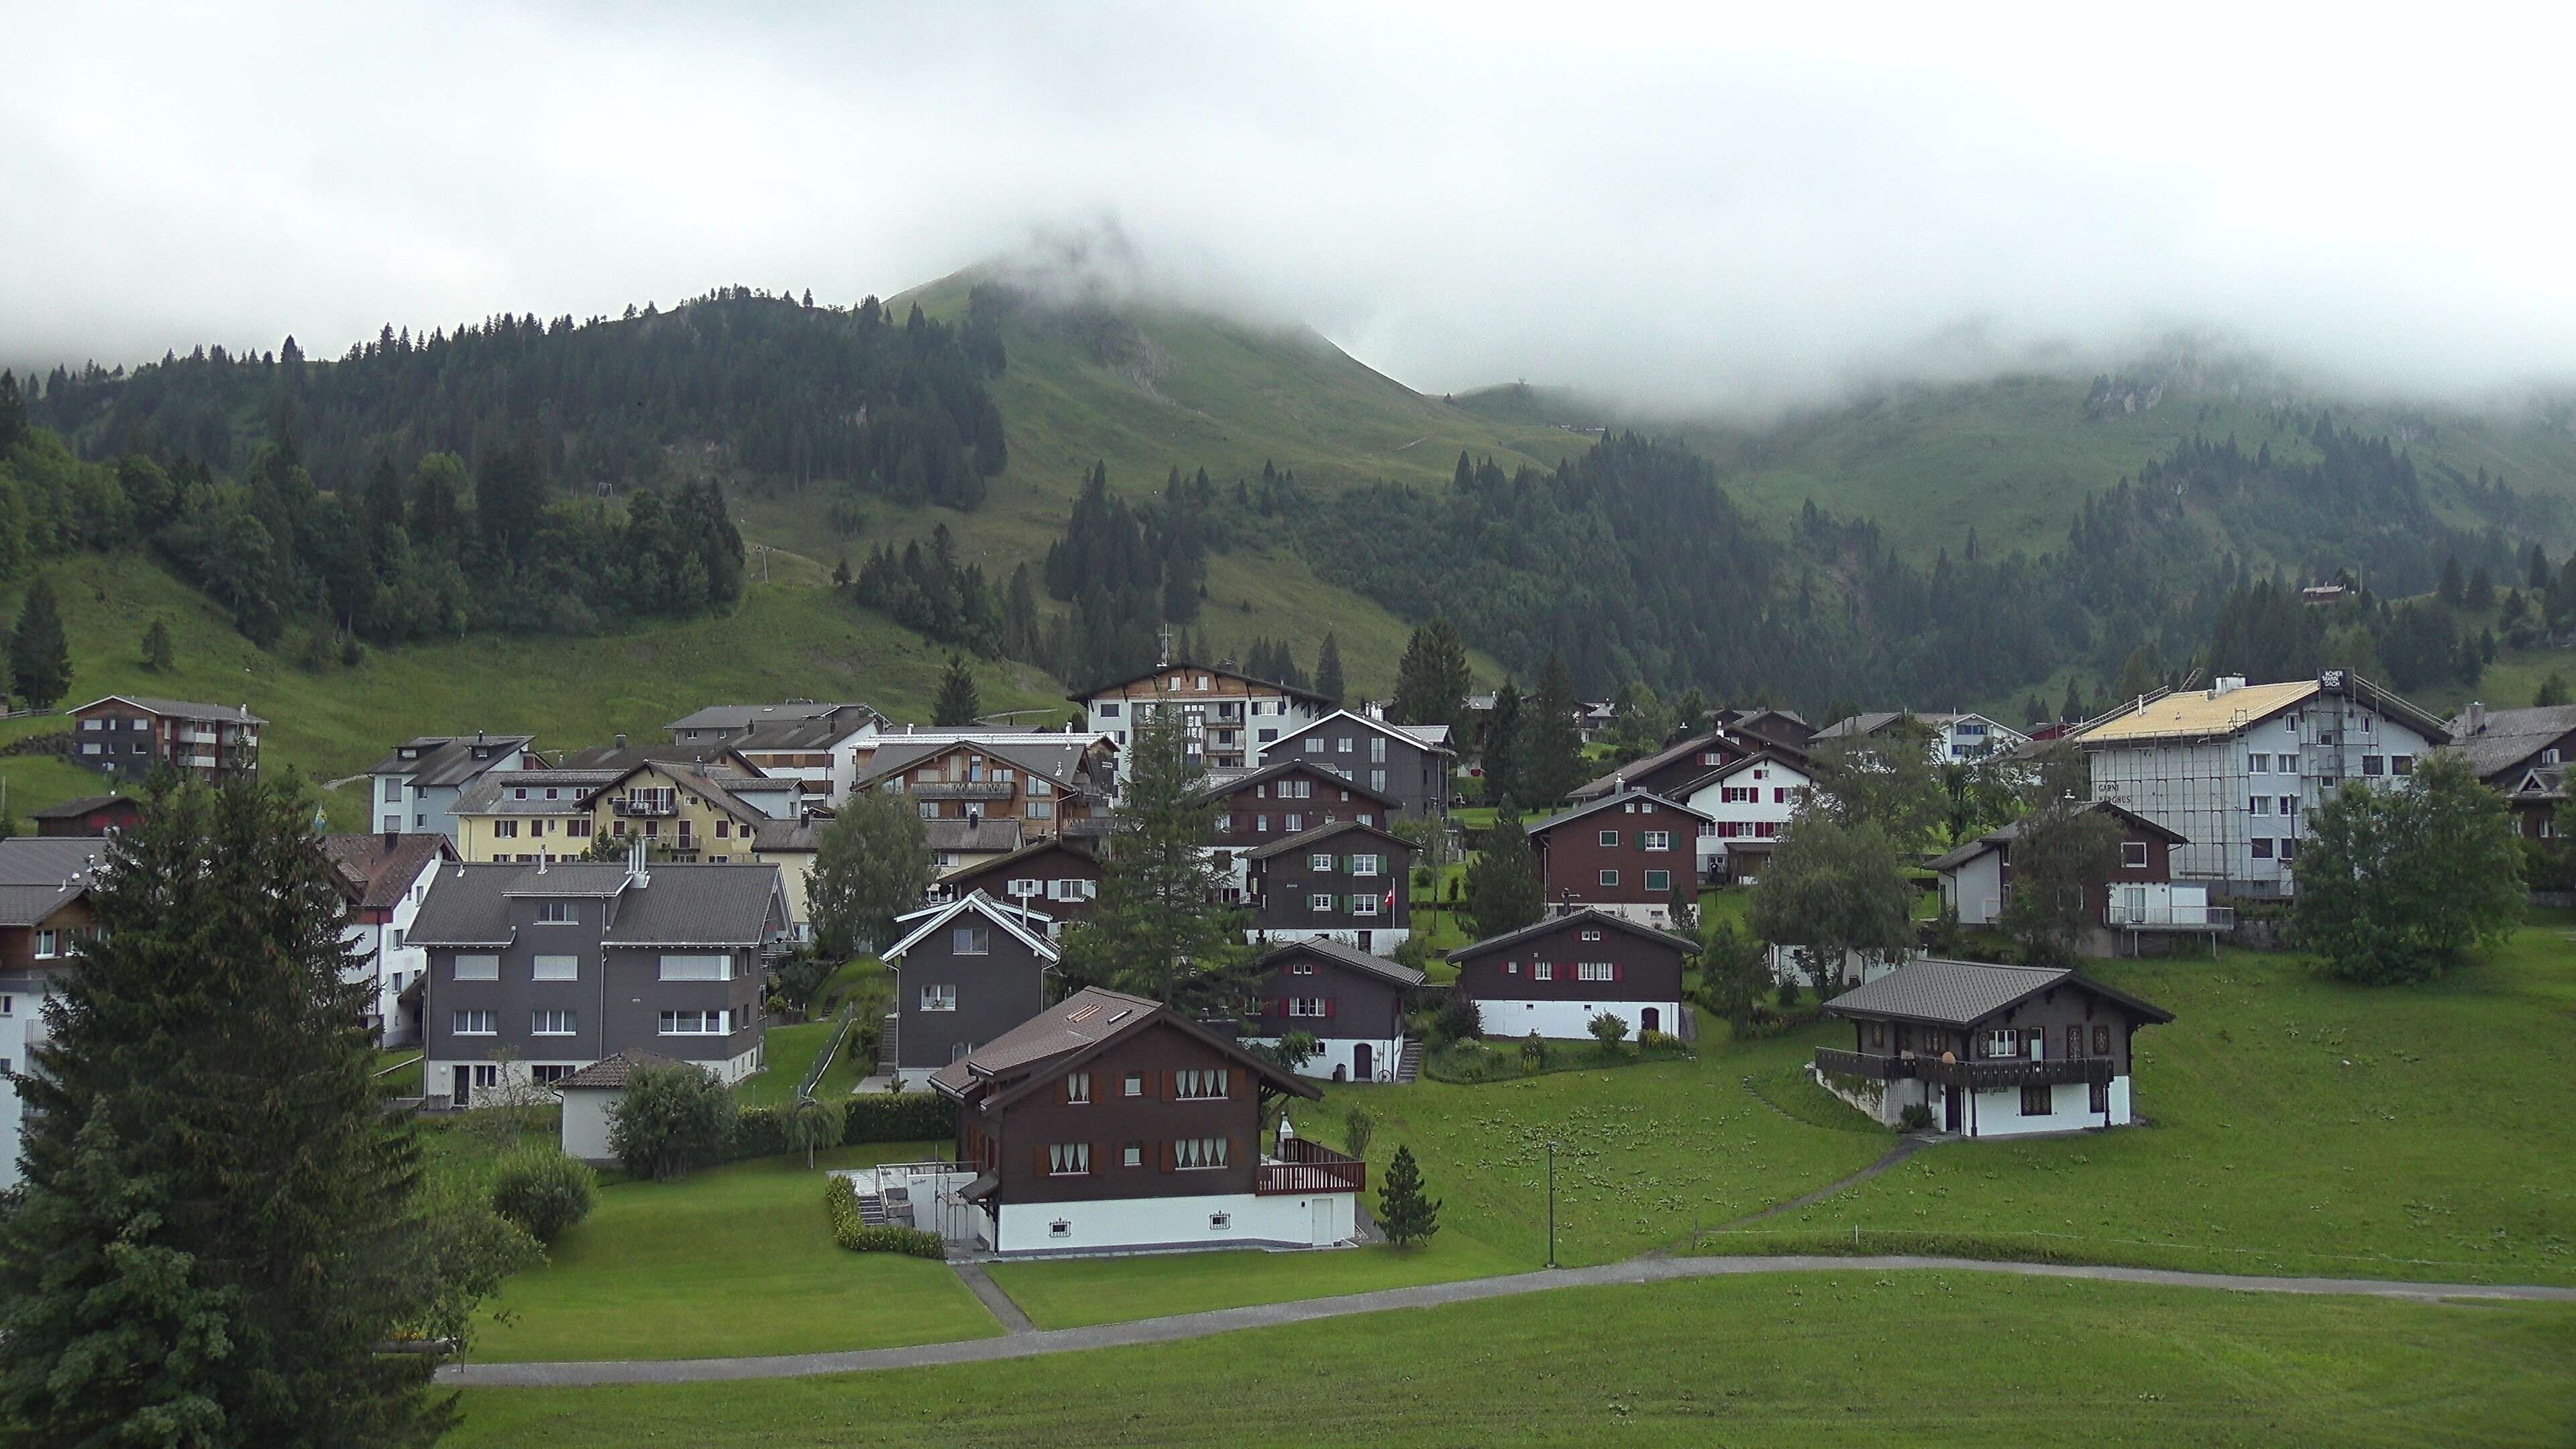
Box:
[445,1272,2576,1448]
[1705,920,2576,1284]
[732,1018,867,1109]
[472,1143,996,1363]
[0,552,1071,827]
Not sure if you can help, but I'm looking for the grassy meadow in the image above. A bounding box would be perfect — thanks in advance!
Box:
[444,1272,2576,1448]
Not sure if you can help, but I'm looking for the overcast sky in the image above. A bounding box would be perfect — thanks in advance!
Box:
[9,2,2574,413]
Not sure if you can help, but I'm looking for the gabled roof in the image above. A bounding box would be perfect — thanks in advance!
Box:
[853,737,1103,794]
[935,835,1100,883]
[750,818,828,853]
[406,862,784,949]
[1192,758,1399,808]
[367,734,539,786]
[882,890,1061,965]
[926,818,1025,855]
[666,702,883,735]
[1270,708,1458,757]
[2509,765,2567,801]
[1923,800,2189,874]
[1523,787,1713,836]
[0,837,103,928]
[930,985,1321,1108]
[580,760,771,826]
[453,770,627,816]
[2072,674,2449,747]
[1255,937,1427,990]
[2446,704,2576,782]
[555,1050,686,1090]
[1570,732,1735,800]
[72,694,266,724]
[733,714,882,751]
[1243,818,1417,861]
[1822,957,2176,1028]
[550,743,762,774]
[1446,906,1701,963]
[1669,748,1812,800]
[1072,660,1332,709]
[28,794,139,821]
[321,833,459,910]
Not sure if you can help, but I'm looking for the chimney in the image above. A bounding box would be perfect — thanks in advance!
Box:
[2467,700,2487,735]
[2210,676,2245,697]
[614,733,628,750]
[627,837,650,889]
[478,727,487,744]
[382,828,398,851]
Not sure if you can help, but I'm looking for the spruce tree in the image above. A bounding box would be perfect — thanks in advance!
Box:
[1059,693,1250,1013]
[0,368,25,453]
[1313,631,1345,706]
[1389,617,1470,739]
[2059,676,2084,724]
[1465,803,1544,936]
[1376,1144,1442,1248]
[1515,651,1585,808]
[1481,678,1522,806]
[9,574,73,709]
[0,777,457,1445]
[934,651,980,725]
[142,616,175,672]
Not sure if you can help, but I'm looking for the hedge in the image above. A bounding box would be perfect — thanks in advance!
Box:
[822,1175,946,1258]
[840,1090,953,1145]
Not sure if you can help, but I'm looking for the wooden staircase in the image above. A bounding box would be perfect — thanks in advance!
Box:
[1394,1038,1424,1085]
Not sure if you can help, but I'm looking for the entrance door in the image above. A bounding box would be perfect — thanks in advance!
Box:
[1640,1007,1661,1034]
[1942,1085,1962,1133]
[451,1065,472,1109]
[1311,1196,1334,1244]
[1353,1042,1373,1081]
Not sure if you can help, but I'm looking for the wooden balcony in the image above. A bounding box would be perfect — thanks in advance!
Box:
[1813,1047,2112,1091]
[1254,1138,1365,1195]
[612,796,678,818]
[910,782,1016,800]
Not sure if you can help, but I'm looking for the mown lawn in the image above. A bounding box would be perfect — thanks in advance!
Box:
[989,1232,1522,1330]
[445,1271,2576,1447]
[470,1144,998,1363]
[733,1019,866,1109]
[1718,920,2576,1284]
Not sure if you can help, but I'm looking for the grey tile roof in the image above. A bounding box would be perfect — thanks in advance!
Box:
[0,838,111,889]
[858,737,1102,792]
[0,884,85,928]
[1821,957,2176,1028]
[452,771,627,816]
[2447,704,2576,782]
[76,694,266,724]
[926,818,1026,855]
[1523,787,1712,836]
[555,1050,686,1090]
[1571,732,1731,799]
[407,862,783,948]
[1815,711,1905,740]
[1257,937,1427,989]
[371,735,539,788]
[735,716,875,751]
[1446,906,1701,963]
[1193,758,1397,807]
[666,702,879,734]
[549,743,757,773]
[751,819,827,853]
[1243,818,1415,861]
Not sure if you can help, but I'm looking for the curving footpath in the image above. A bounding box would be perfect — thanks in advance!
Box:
[439,1254,2576,1388]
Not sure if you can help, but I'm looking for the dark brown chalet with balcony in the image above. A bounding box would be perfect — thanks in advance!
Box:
[1814,957,2174,1137]
[1245,938,1426,1083]
[1241,820,1416,955]
[855,737,1115,848]
[933,837,1106,933]
[928,987,1358,1255]
[1200,759,1399,849]
[2447,702,2576,843]
[1448,906,1697,1042]
[1523,788,1712,929]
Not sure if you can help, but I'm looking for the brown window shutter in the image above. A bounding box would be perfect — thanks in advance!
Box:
[1033,1144,1049,1177]
[1166,1069,1179,1099]
[1159,1140,1176,1172]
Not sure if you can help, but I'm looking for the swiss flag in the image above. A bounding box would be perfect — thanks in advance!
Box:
[1383,887,1395,913]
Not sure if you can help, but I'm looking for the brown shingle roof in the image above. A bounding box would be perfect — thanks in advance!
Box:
[321,834,457,910]
[555,1050,687,1090]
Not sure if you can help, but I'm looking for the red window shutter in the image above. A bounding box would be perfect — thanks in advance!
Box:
[1613,962,1623,982]
[1165,1069,1179,1099]
[1325,995,1337,1018]
[1159,1140,1177,1172]
[1033,1144,1049,1177]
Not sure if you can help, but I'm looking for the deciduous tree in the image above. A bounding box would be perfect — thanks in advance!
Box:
[1748,812,1915,991]
[2295,755,2523,983]
[808,786,933,959]
[1996,798,2124,966]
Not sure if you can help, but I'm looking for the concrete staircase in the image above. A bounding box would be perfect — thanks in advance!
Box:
[879,1013,900,1072]
[1394,1038,1424,1084]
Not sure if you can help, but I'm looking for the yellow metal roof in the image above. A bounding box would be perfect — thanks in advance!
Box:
[2072,680,2318,744]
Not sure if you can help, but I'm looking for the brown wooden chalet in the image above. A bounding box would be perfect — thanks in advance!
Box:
[1246,938,1427,1082]
[933,837,1107,929]
[1241,818,1417,952]
[1199,759,1401,846]
[1522,788,1712,927]
[1448,906,1697,1041]
[1568,731,1749,804]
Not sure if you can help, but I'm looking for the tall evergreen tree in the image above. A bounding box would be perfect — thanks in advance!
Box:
[1481,678,1523,806]
[1375,1144,1442,1248]
[1514,652,1585,807]
[142,617,175,672]
[1313,631,1346,706]
[0,368,25,453]
[8,574,73,708]
[1059,693,1250,1014]
[933,651,980,726]
[0,777,462,1445]
[1389,617,1471,739]
[1465,803,1543,936]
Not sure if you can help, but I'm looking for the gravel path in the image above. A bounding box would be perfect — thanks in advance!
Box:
[439,1254,2576,1387]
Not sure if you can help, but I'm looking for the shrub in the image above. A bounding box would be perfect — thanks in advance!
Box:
[841,1089,953,1145]
[1428,1041,1497,1083]
[1426,985,1483,1049]
[1898,1104,1935,1132]
[1342,1104,1375,1161]
[733,1104,790,1159]
[1638,1029,1683,1053]
[1519,1032,1548,1073]
[610,1064,740,1181]
[822,1175,945,1258]
[788,1094,848,1168]
[1587,1010,1631,1054]
[488,1148,597,1246]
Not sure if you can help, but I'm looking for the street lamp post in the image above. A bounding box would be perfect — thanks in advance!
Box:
[1546,1138,1558,1269]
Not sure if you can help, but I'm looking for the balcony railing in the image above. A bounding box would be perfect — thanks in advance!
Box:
[1813,1048,2112,1091]
[1254,1138,1365,1195]
[1061,818,1116,837]
[612,796,678,818]
[909,781,1016,800]
[2103,901,2235,929]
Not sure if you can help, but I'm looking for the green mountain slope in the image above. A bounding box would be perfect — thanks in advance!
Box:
[0,553,1069,829]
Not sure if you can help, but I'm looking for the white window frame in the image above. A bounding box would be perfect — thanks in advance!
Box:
[531,1008,578,1036]
[453,954,499,981]
[920,983,957,1012]
[658,1008,731,1036]
[451,1010,497,1036]
[658,953,732,981]
[532,955,579,981]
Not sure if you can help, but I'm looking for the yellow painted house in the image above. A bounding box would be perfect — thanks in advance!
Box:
[451,762,780,865]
